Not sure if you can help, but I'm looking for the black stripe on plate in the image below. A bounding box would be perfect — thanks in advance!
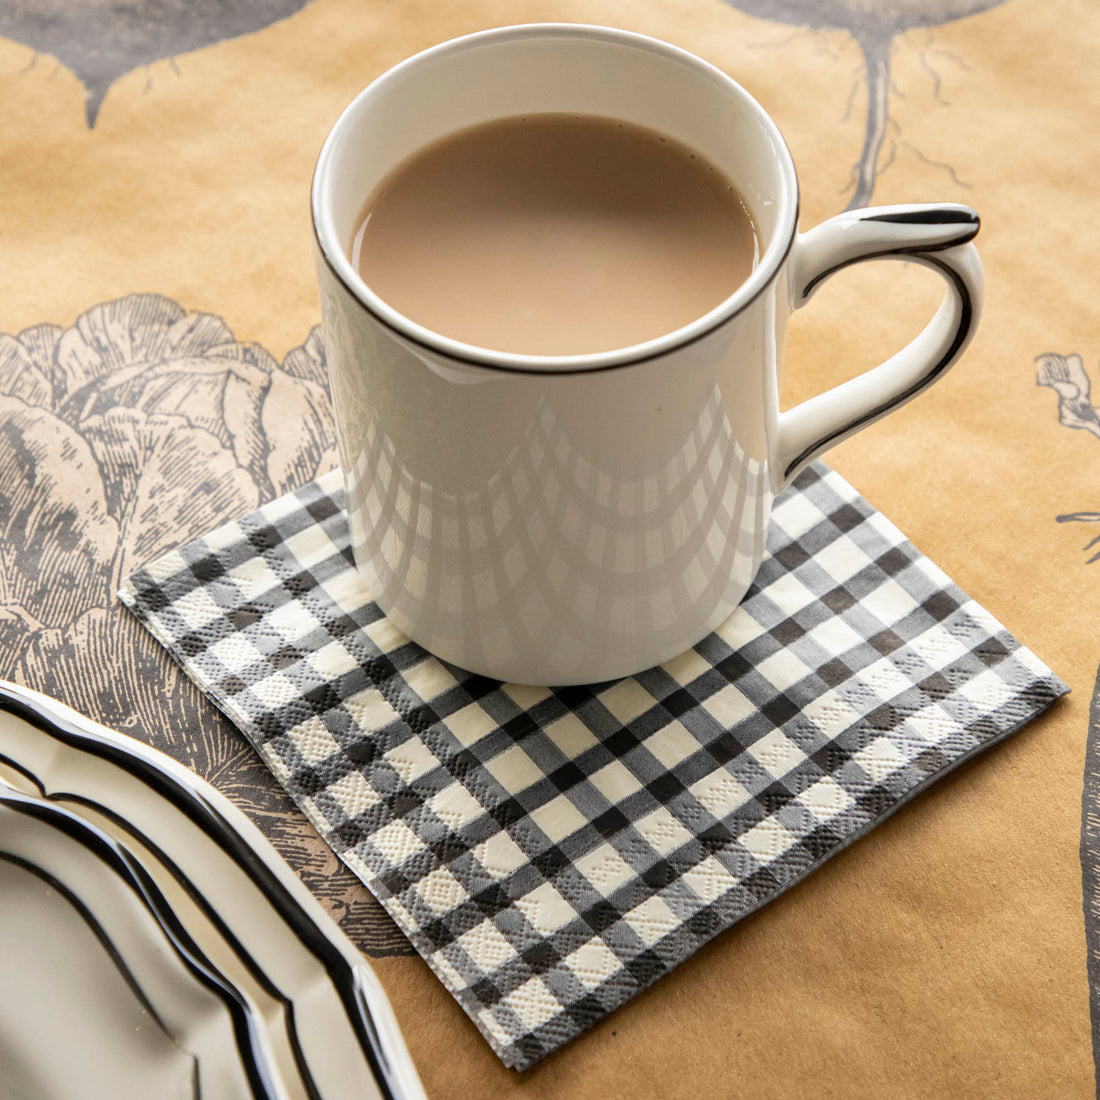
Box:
[0,686,404,1100]
[0,849,186,1062]
[0,784,279,1100]
[0,747,323,1100]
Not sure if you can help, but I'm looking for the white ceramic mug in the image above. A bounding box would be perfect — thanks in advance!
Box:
[312,24,983,685]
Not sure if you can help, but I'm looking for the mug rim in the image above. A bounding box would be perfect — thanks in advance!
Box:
[311,22,801,376]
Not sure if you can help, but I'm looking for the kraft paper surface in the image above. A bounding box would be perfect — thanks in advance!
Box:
[1,0,1096,1096]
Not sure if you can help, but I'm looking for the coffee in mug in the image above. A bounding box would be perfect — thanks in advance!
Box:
[350,113,759,355]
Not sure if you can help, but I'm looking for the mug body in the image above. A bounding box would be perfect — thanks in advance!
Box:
[312,24,800,684]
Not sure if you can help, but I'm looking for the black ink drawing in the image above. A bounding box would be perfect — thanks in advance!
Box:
[0,293,412,956]
[1037,352,1100,561]
[0,0,312,127]
[722,0,1005,208]
[1084,677,1100,1100]
[1037,349,1100,1094]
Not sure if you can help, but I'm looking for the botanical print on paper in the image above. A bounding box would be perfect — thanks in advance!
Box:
[0,0,313,126]
[0,294,412,956]
[1083,666,1100,1100]
[1037,349,1100,1095]
[1037,352,1100,561]
[722,0,1005,208]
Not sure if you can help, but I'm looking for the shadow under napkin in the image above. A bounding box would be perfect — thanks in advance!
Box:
[119,461,1066,1070]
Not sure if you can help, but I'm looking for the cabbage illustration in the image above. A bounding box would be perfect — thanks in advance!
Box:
[0,293,409,955]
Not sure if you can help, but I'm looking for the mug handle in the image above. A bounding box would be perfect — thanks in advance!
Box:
[775,202,984,488]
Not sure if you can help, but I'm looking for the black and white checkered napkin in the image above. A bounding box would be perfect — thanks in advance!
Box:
[119,462,1066,1070]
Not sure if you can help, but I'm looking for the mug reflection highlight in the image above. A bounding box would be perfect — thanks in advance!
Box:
[321,281,773,683]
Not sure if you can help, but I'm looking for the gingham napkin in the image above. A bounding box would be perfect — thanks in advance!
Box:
[119,462,1066,1070]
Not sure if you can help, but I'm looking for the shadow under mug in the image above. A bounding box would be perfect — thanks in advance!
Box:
[311,23,984,686]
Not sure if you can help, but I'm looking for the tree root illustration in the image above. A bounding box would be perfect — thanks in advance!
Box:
[723,1,1004,209]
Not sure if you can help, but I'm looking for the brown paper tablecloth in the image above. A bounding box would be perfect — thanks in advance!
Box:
[1,1,1095,1096]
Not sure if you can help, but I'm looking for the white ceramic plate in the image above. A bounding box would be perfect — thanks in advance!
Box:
[0,681,427,1100]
